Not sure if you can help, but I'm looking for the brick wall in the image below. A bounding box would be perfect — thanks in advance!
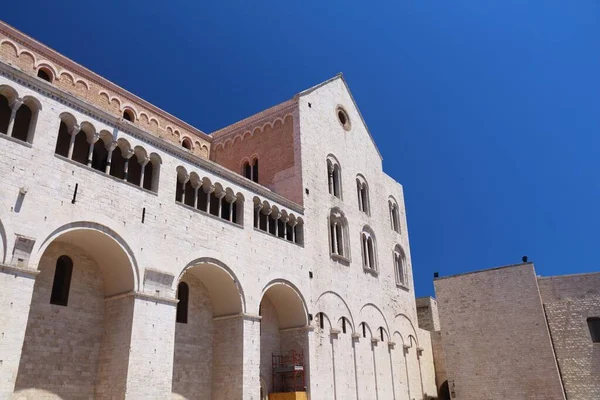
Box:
[212,115,303,205]
[538,273,600,400]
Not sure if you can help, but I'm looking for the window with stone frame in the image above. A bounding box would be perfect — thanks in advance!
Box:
[327,155,342,199]
[329,208,349,260]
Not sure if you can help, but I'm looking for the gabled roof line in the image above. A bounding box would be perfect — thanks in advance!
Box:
[298,73,383,161]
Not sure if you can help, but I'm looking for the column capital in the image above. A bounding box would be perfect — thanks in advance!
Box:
[10,98,24,111]
[70,124,81,135]
[124,149,135,159]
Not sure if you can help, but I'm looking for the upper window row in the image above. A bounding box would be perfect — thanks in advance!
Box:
[53,113,162,192]
[326,156,402,233]
[328,207,408,287]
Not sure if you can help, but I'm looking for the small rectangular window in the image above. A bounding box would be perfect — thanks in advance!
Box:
[588,317,600,343]
[50,256,73,306]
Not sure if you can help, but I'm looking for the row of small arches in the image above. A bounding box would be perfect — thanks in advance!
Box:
[212,115,293,152]
[253,197,304,245]
[175,166,245,225]
[316,312,417,345]
[54,112,162,191]
[0,40,209,157]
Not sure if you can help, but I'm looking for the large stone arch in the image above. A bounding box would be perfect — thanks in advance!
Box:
[314,291,358,400]
[393,313,423,400]
[259,279,310,396]
[28,220,140,295]
[174,256,246,316]
[356,303,394,400]
[14,221,139,399]
[172,257,247,400]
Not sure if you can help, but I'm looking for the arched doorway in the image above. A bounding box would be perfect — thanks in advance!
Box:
[14,225,137,399]
[259,281,309,396]
[172,259,245,400]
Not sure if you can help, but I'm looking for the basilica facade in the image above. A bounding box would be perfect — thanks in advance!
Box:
[0,21,437,399]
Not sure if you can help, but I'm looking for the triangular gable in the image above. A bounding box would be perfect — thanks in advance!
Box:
[297,73,383,161]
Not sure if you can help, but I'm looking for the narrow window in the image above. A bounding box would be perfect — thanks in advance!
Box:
[362,323,366,338]
[335,224,343,255]
[342,318,347,334]
[197,188,208,211]
[367,237,375,269]
[268,214,277,235]
[182,138,192,150]
[176,282,189,323]
[0,94,11,134]
[333,166,340,197]
[330,222,336,254]
[319,312,324,329]
[184,183,196,207]
[252,159,259,183]
[37,68,52,83]
[143,161,154,191]
[50,255,73,306]
[122,109,134,122]
[91,139,109,172]
[209,192,220,216]
[362,234,368,267]
[12,104,33,143]
[588,317,600,343]
[243,161,252,179]
[175,179,185,202]
[54,121,71,157]
[327,161,334,195]
[380,327,384,342]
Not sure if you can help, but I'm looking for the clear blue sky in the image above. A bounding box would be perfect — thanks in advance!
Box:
[4,1,599,297]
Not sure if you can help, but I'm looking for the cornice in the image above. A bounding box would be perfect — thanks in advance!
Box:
[211,99,298,141]
[0,62,304,214]
[0,20,211,142]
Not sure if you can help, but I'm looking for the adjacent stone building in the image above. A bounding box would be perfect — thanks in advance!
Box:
[427,263,600,400]
[0,21,437,399]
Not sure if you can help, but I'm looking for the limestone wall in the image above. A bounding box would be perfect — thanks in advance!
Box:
[434,263,566,400]
[538,273,600,400]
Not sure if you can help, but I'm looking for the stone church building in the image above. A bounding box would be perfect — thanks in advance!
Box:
[0,21,438,399]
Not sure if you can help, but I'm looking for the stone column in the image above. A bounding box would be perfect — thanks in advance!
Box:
[105,142,117,174]
[217,192,225,218]
[123,150,134,181]
[193,186,199,208]
[254,203,262,228]
[6,99,23,137]
[241,314,262,400]
[228,198,236,222]
[139,157,150,188]
[67,124,81,160]
[332,222,338,254]
[87,133,100,167]
[273,212,281,237]
[0,265,39,397]
[95,292,178,399]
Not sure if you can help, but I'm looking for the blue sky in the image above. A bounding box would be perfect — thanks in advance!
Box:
[3,1,599,296]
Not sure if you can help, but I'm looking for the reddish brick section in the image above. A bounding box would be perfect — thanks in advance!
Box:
[0,23,211,158]
[434,263,566,400]
[537,273,600,400]
[211,114,303,205]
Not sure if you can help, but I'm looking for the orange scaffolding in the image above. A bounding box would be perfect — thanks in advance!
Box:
[272,349,306,393]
